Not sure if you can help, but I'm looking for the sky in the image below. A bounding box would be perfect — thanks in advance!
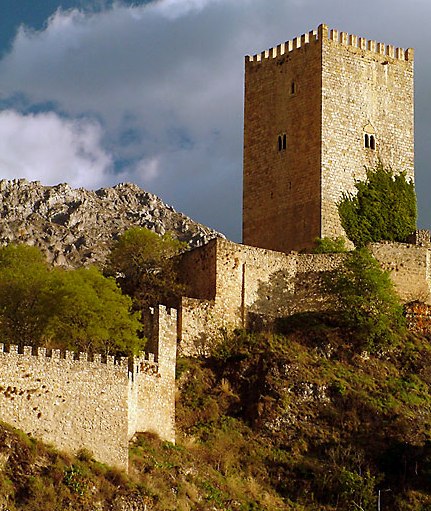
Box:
[0,0,429,241]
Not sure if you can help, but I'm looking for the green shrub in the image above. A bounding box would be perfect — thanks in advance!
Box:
[338,163,417,247]
[324,248,405,352]
[313,237,348,253]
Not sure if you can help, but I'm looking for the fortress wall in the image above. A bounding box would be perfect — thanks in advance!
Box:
[179,297,218,356]
[214,241,345,320]
[288,253,345,315]
[296,253,345,273]
[178,240,298,355]
[321,25,414,240]
[178,238,218,300]
[0,307,178,469]
[178,241,431,356]
[216,239,296,308]
[0,346,130,469]
[135,307,177,443]
[371,243,431,303]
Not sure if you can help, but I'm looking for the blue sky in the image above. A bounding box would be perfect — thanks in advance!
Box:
[0,0,429,241]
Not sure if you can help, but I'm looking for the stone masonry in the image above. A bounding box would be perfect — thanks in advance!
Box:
[0,306,177,471]
[177,238,431,356]
[243,24,414,252]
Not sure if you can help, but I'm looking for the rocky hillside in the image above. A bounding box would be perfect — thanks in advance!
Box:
[0,179,223,268]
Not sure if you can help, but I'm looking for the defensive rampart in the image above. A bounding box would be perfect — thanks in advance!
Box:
[178,239,431,355]
[0,306,177,471]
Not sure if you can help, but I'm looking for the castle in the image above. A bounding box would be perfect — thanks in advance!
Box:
[0,24,427,470]
[176,24,421,355]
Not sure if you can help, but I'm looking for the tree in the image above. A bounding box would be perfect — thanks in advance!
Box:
[338,163,417,247]
[106,227,186,309]
[324,248,405,352]
[0,244,142,355]
[46,267,143,356]
[0,244,56,345]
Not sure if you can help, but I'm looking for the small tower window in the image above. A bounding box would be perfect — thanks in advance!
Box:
[291,81,296,95]
[365,133,376,150]
[278,133,287,151]
[364,134,370,148]
[363,123,376,151]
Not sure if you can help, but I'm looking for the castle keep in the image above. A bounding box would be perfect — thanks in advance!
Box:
[243,24,414,252]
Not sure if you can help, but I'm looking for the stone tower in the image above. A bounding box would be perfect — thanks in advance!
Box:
[243,24,414,252]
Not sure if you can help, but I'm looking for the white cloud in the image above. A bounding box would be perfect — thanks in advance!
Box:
[151,0,226,19]
[134,156,161,182]
[0,110,113,189]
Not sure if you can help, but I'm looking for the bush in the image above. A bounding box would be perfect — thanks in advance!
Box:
[324,248,406,352]
[313,237,348,253]
[338,163,417,247]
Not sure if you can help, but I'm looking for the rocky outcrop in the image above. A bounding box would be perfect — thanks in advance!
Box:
[0,179,223,268]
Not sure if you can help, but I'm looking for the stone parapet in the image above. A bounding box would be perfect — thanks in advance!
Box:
[0,305,177,471]
[246,24,413,64]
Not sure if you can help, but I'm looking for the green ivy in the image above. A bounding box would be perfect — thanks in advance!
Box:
[338,163,417,247]
[313,237,348,253]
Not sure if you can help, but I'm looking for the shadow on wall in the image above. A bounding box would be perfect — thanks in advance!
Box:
[247,268,338,332]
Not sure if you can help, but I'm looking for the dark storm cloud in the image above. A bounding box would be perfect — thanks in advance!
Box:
[0,0,429,239]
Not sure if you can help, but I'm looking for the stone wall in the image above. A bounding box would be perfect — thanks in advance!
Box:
[178,239,431,355]
[136,307,177,443]
[0,346,131,469]
[179,238,217,300]
[178,239,345,354]
[179,297,218,356]
[370,243,431,304]
[0,305,177,471]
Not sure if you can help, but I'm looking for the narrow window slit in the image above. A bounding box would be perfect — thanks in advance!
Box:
[364,134,370,148]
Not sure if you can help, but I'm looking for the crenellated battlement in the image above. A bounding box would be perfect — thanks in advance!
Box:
[0,343,130,367]
[246,28,319,63]
[246,23,414,64]
[324,24,414,61]
[0,343,163,377]
[0,305,178,470]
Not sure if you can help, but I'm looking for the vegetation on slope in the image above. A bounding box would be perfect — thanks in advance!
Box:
[1,243,430,509]
[3,321,431,509]
[323,247,406,352]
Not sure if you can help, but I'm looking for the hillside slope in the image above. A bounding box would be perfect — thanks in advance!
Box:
[2,320,431,509]
[0,179,223,268]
